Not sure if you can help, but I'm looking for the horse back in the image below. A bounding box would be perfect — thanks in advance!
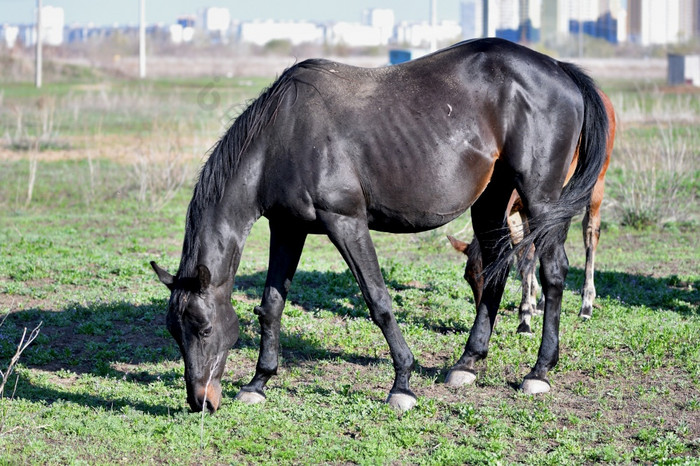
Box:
[257,39,585,233]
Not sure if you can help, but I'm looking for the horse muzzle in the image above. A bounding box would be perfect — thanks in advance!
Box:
[188,379,222,413]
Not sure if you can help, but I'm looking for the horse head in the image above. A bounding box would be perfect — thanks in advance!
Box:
[151,261,239,413]
[447,235,484,307]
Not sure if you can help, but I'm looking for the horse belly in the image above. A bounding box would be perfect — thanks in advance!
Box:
[364,148,496,233]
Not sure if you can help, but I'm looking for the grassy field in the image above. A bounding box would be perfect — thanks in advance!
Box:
[1,67,699,464]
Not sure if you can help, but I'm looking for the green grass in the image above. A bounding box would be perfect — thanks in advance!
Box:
[0,76,273,140]
[0,75,699,464]
[0,158,698,464]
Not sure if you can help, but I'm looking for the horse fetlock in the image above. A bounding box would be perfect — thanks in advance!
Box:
[579,304,593,320]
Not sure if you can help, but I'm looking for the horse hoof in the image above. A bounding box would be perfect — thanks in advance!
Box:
[520,378,550,395]
[579,306,593,320]
[235,390,266,404]
[445,370,476,388]
[386,393,416,412]
[516,323,533,336]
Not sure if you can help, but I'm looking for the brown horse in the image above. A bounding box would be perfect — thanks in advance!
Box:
[448,90,615,335]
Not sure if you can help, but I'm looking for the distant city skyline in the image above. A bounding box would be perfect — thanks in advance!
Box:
[0,0,462,26]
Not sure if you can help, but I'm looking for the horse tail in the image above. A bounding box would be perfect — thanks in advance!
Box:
[485,61,609,285]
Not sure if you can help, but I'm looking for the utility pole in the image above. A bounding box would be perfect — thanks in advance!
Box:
[430,0,437,52]
[139,0,146,78]
[578,2,583,58]
[35,0,42,88]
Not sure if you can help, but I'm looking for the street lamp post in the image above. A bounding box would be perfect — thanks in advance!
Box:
[139,0,146,78]
[35,0,42,88]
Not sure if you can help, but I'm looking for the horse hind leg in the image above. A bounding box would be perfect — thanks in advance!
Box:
[514,157,575,394]
[446,169,514,388]
[580,179,604,319]
[516,243,538,335]
[236,222,307,404]
[508,205,540,335]
[519,200,570,396]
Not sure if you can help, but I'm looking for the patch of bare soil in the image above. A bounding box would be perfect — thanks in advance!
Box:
[0,133,207,164]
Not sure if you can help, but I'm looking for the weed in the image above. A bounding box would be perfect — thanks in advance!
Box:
[608,89,699,228]
[0,76,697,464]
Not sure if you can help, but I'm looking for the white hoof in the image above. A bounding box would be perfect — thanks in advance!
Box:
[235,390,266,404]
[520,378,551,395]
[386,393,416,412]
[445,370,476,388]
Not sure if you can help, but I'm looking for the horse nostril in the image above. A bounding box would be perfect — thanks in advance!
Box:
[205,398,216,413]
[192,382,221,413]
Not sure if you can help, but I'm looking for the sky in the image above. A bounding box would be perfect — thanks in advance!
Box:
[1,0,462,26]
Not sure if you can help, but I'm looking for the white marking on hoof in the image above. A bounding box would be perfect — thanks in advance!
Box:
[235,390,266,404]
[445,370,476,388]
[386,393,416,412]
[579,313,592,321]
[520,378,551,395]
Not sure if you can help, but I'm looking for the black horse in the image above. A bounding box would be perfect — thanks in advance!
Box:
[151,38,608,413]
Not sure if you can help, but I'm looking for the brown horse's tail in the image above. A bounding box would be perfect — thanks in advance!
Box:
[485,62,610,285]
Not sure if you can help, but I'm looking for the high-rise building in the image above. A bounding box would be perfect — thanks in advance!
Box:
[520,0,542,41]
[462,0,632,45]
[679,0,698,41]
[461,0,485,39]
[540,0,572,43]
[362,8,395,45]
[628,0,684,45]
[40,5,64,46]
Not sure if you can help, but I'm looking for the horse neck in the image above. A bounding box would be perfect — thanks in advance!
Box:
[179,159,262,289]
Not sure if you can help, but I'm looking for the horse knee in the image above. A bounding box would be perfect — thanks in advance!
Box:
[368,295,395,328]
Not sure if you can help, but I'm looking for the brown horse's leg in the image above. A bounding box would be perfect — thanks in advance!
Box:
[236,222,307,404]
[580,89,614,319]
[579,185,602,319]
[516,243,539,335]
[320,212,416,411]
[507,200,542,335]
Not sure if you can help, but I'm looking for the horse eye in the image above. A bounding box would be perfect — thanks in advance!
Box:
[200,326,213,338]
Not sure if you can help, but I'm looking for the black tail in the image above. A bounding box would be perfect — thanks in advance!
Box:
[484,62,609,284]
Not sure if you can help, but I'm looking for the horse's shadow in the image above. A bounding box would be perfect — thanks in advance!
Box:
[2,265,696,415]
[235,268,475,334]
[0,293,415,416]
[565,267,699,315]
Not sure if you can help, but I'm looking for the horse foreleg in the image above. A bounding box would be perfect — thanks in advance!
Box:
[236,223,306,404]
[321,212,416,411]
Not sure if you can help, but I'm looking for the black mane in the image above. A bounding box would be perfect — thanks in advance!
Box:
[178,62,317,277]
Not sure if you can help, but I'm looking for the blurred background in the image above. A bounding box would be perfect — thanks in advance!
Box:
[2,1,699,79]
[1,1,698,228]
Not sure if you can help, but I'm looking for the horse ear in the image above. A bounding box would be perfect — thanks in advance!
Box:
[151,261,175,290]
[447,235,470,255]
[197,265,211,290]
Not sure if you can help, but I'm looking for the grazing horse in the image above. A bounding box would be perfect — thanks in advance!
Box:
[151,38,609,413]
[448,90,615,334]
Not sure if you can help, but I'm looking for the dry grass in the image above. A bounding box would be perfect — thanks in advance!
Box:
[608,88,700,227]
